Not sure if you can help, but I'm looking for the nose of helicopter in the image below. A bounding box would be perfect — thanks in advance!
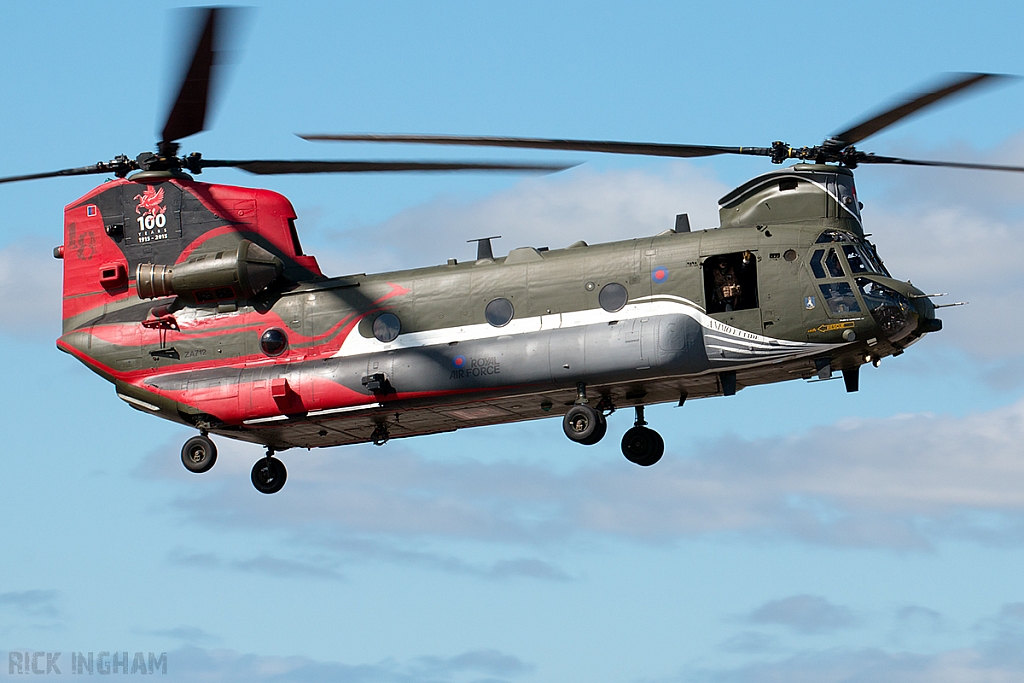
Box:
[917,309,943,334]
[897,281,946,334]
[912,292,943,334]
[882,280,943,338]
[856,277,943,343]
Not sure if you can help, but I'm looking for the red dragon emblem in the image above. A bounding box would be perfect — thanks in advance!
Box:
[135,185,166,217]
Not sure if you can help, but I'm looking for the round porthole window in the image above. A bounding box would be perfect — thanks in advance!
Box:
[598,283,628,312]
[260,328,288,356]
[372,312,401,342]
[485,298,514,327]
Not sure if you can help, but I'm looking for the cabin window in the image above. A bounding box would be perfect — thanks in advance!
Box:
[599,283,628,312]
[818,282,861,315]
[372,313,401,342]
[703,251,758,313]
[485,298,514,327]
[260,328,288,356]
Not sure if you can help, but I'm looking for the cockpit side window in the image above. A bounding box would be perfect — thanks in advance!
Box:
[824,248,845,277]
[842,244,869,274]
[861,241,889,276]
[811,248,846,278]
[810,249,826,278]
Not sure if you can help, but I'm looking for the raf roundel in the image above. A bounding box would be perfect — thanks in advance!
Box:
[652,266,669,283]
[452,355,467,369]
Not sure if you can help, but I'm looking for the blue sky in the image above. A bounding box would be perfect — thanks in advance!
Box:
[3,2,1024,681]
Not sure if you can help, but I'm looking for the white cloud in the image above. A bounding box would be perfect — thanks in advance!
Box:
[161,526,572,582]
[0,240,62,339]
[694,601,1024,683]
[695,647,1020,683]
[746,595,858,635]
[0,589,61,619]
[151,398,1024,552]
[139,625,221,645]
[159,644,533,683]
[315,163,729,275]
[866,200,1023,361]
[853,134,1024,363]
[304,148,1024,371]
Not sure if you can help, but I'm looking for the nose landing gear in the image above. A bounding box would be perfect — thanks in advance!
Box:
[620,406,664,467]
[251,449,287,494]
[181,433,217,473]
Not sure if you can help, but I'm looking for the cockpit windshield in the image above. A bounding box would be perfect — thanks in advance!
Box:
[856,277,916,341]
[815,230,889,277]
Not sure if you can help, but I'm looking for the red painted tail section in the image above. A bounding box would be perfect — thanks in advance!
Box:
[59,176,322,332]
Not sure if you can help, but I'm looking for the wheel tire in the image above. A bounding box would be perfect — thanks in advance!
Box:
[563,404,602,444]
[181,435,217,473]
[251,456,287,494]
[621,426,664,467]
[580,413,608,445]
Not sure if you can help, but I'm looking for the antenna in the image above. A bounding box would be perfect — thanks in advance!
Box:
[468,236,501,260]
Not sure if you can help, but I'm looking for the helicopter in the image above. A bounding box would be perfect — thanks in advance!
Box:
[5,9,1024,495]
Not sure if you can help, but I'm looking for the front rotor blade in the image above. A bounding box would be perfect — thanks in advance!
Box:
[196,159,577,174]
[856,154,1024,173]
[830,72,1013,148]
[160,7,232,145]
[298,133,767,159]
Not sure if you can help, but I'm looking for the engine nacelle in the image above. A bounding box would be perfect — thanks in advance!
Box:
[136,240,283,304]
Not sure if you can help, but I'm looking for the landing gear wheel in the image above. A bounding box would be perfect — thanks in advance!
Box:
[563,404,606,445]
[621,426,664,467]
[251,456,287,494]
[181,434,217,473]
[581,413,607,445]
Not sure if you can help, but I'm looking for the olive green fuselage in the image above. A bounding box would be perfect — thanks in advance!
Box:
[60,164,939,451]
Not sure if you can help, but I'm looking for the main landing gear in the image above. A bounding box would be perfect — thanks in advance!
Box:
[620,406,664,467]
[181,433,217,473]
[561,387,665,467]
[562,404,607,445]
[179,433,288,494]
[562,383,608,445]
[251,449,288,495]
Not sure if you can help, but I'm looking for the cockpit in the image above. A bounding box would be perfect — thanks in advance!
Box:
[809,230,918,342]
[811,229,888,277]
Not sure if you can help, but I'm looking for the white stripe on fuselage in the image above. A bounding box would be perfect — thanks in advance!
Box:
[333,295,839,366]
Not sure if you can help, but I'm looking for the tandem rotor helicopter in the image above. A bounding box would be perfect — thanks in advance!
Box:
[4,8,1024,494]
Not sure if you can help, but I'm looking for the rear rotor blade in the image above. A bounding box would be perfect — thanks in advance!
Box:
[298,133,768,160]
[829,72,1013,148]
[194,159,577,174]
[0,159,132,185]
[161,7,235,146]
